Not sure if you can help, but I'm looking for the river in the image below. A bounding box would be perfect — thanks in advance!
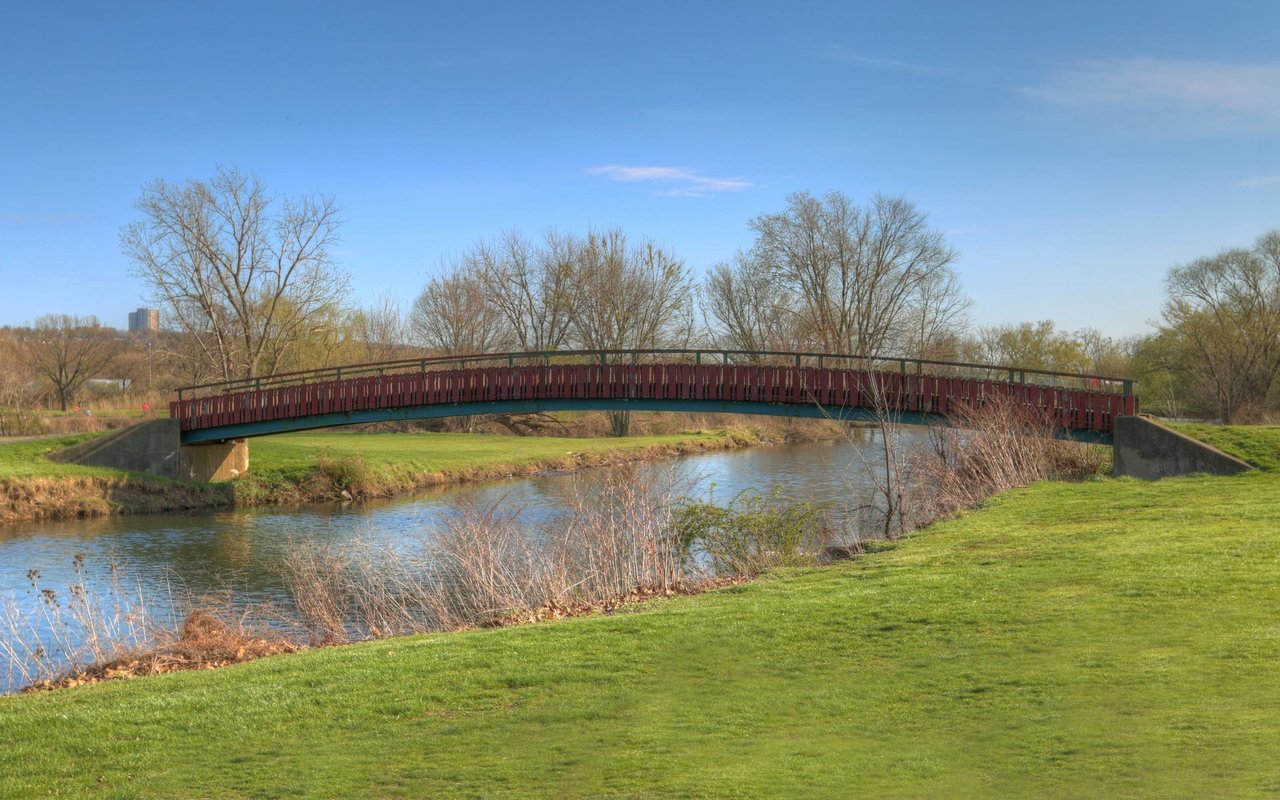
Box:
[0,431,919,690]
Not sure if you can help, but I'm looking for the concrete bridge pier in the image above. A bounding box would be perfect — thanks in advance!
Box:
[180,438,249,483]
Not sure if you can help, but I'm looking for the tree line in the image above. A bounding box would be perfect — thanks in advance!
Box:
[4,167,1276,426]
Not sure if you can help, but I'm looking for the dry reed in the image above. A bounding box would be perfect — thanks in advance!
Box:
[906,393,1107,524]
[282,465,702,643]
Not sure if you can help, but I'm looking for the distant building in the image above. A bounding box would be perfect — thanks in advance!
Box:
[128,307,159,333]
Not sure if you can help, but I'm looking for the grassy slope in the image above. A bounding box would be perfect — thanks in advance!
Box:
[250,430,734,475]
[1166,423,1280,472]
[0,431,734,483]
[236,430,740,504]
[0,433,120,478]
[2,464,1278,797]
[0,433,226,523]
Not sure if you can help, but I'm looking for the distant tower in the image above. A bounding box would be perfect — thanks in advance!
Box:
[128,307,160,333]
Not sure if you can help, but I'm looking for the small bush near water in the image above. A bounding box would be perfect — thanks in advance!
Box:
[673,487,832,577]
[314,450,377,498]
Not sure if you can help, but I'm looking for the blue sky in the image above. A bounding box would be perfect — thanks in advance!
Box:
[1,0,1277,338]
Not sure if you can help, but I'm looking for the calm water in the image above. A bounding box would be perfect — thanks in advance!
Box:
[0,431,920,689]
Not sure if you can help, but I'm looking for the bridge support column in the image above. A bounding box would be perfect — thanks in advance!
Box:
[179,439,249,483]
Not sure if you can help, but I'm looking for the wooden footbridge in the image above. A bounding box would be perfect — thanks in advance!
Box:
[171,350,1138,445]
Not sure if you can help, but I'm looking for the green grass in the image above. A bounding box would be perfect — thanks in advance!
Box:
[1167,422,1280,471]
[250,430,732,475]
[0,430,732,483]
[0,432,119,479]
[3,464,1279,797]
[236,430,737,502]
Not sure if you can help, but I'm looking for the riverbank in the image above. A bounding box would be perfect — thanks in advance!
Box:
[0,422,836,523]
[2,429,1277,796]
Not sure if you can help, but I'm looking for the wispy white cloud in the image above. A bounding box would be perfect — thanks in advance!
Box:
[1021,58,1280,131]
[587,165,751,196]
[821,45,950,79]
[1235,174,1280,188]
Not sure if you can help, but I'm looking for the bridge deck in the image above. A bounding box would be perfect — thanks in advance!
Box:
[172,355,1137,444]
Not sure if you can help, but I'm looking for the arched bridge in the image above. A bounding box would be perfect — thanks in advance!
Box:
[171,350,1138,445]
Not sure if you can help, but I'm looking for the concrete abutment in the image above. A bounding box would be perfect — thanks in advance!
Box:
[1112,416,1253,479]
[49,419,248,483]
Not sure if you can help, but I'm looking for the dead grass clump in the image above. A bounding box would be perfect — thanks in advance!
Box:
[2,556,297,693]
[24,609,298,692]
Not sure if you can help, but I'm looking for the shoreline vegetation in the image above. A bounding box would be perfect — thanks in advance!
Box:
[0,417,843,524]
[0,424,1275,796]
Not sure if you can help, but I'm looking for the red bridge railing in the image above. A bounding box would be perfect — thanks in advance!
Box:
[171,350,1138,437]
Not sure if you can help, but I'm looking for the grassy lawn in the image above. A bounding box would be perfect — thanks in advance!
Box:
[0,430,733,483]
[0,432,118,479]
[0,428,744,519]
[250,429,733,475]
[0,428,733,490]
[1166,422,1280,471]
[237,430,739,502]
[2,461,1278,796]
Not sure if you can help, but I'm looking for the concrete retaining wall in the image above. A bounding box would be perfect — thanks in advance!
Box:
[1113,416,1254,480]
[50,419,183,479]
[49,420,248,483]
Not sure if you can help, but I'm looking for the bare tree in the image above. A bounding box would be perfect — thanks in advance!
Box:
[902,265,970,360]
[122,166,349,381]
[964,320,1092,374]
[410,264,509,355]
[569,228,695,435]
[570,229,694,352]
[1073,328,1137,377]
[701,252,797,353]
[0,329,41,434]
[347,293,408,363]
[471,230,581,351]
[21,315,117,411]
[748,192,962,355]
[1161,230,1280,422]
